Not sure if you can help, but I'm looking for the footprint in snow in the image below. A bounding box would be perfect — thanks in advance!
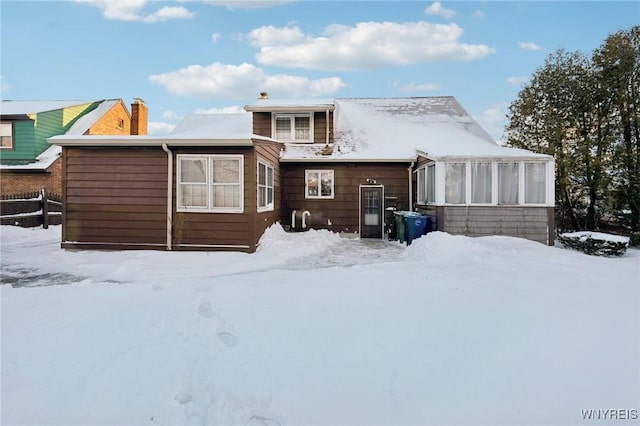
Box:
[197,301,215,318]
[217,332,237,348]
[246,416,280,426]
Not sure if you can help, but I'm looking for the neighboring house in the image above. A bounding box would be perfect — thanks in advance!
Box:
[49,96,555,252]
[0,99,148,196]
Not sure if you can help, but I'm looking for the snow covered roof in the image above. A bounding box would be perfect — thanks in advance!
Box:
[66,100,122,135]
[0,100,101,116]
[280,97,551,162]
[245,98,335,112]
[49,113,279,146]
[1,99,118,171]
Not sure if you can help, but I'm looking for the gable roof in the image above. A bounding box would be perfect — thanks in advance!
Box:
[1,99,121,171]
[245,98,335,112]
[280,96,551,162]
[0,100,101,116]
[66,99,123,135]
[49,113,279,147]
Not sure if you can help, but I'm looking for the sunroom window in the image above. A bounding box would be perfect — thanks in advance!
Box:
[177,155,243,213]
[417,163,436,204]
[445,163,466,204]
[498,162,519,204]
[257,160,274,212]
[525,162,546,204]
[0,122,13,149]
[471,162,492,204]
[306,170,334,199]
[274,113,312,142]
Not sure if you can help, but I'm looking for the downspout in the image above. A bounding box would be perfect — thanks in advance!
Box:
[162,143,173,251]
[325,109,330,145]
[408,161,415,211]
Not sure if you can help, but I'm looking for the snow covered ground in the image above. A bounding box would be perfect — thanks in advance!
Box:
[1,224,639,425]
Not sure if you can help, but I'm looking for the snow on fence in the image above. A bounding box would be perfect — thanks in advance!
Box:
[0,189,62,229]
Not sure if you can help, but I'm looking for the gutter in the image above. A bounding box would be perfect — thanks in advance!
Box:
[408,161,415,211]
[161,143,173,251]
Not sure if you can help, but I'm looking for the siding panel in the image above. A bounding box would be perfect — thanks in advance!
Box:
[281,162,410,234]
[63,146,168,248]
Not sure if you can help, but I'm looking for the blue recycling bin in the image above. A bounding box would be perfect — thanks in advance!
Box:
[404,212,430,245]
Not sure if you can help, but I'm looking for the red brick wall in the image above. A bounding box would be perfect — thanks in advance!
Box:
[1,158,63,197]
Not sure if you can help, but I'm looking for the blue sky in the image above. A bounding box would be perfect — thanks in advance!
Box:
[1,1,638,140]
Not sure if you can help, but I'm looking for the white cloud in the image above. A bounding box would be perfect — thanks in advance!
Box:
[473,103,509,142]
[517,41,542,51]
[195,105,246,114]
[148,121,176,135]
[245,25,306,47]
[250,22,495,71]
[424,1,456,19]
[196,0,293,9]
[75,0,194,23]
[211,33,221,43]
[162,110,182,121]
[472,9,485,19]
[507,76,528,86]
[149,62,345,98]
[1,75,11,93]
[392,80,442,93]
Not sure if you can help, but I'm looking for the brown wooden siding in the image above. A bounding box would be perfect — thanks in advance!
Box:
[254,141,282,246]
[252,111,334,144]
[281,162,410,234]
[416,205,553,245]
[170,146,256,251]
[62,147,168,249]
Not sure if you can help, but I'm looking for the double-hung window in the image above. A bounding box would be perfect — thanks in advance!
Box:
[257,160,274,212]
[178,155,243,213]
[0,122,13,149]
[306,170,334,199]
[274,113,312,142]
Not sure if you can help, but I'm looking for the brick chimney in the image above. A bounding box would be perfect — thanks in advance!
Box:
[131,98,148,135]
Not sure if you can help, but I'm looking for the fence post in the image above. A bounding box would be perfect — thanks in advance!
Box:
[41,188,49,229]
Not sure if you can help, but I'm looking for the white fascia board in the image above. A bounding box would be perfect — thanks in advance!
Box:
[279,157,415,163]
[245,105,335,113]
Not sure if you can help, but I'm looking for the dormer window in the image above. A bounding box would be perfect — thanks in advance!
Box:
[273,113,313,142]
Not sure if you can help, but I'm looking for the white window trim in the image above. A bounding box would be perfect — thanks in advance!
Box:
[257,159,275,213]
[305,169,335,199]
[177,154,244,214]
[272,112,314,143]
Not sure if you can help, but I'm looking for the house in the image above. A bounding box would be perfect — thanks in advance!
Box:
[0,99,148,196]
[48,96,555,252]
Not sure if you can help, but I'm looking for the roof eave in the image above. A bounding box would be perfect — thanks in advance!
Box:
[48,137,256,147]
[279,156,415,163]
[244,105,335,113]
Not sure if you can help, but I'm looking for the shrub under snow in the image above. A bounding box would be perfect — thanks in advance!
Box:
[558,231,630,256]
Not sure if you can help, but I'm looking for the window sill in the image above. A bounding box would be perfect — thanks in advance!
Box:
[177,208,244,214]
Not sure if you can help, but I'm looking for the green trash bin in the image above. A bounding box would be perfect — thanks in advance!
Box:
[394,212,406,244]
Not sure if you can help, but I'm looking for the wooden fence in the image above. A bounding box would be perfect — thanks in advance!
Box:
[0,189,62,228]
